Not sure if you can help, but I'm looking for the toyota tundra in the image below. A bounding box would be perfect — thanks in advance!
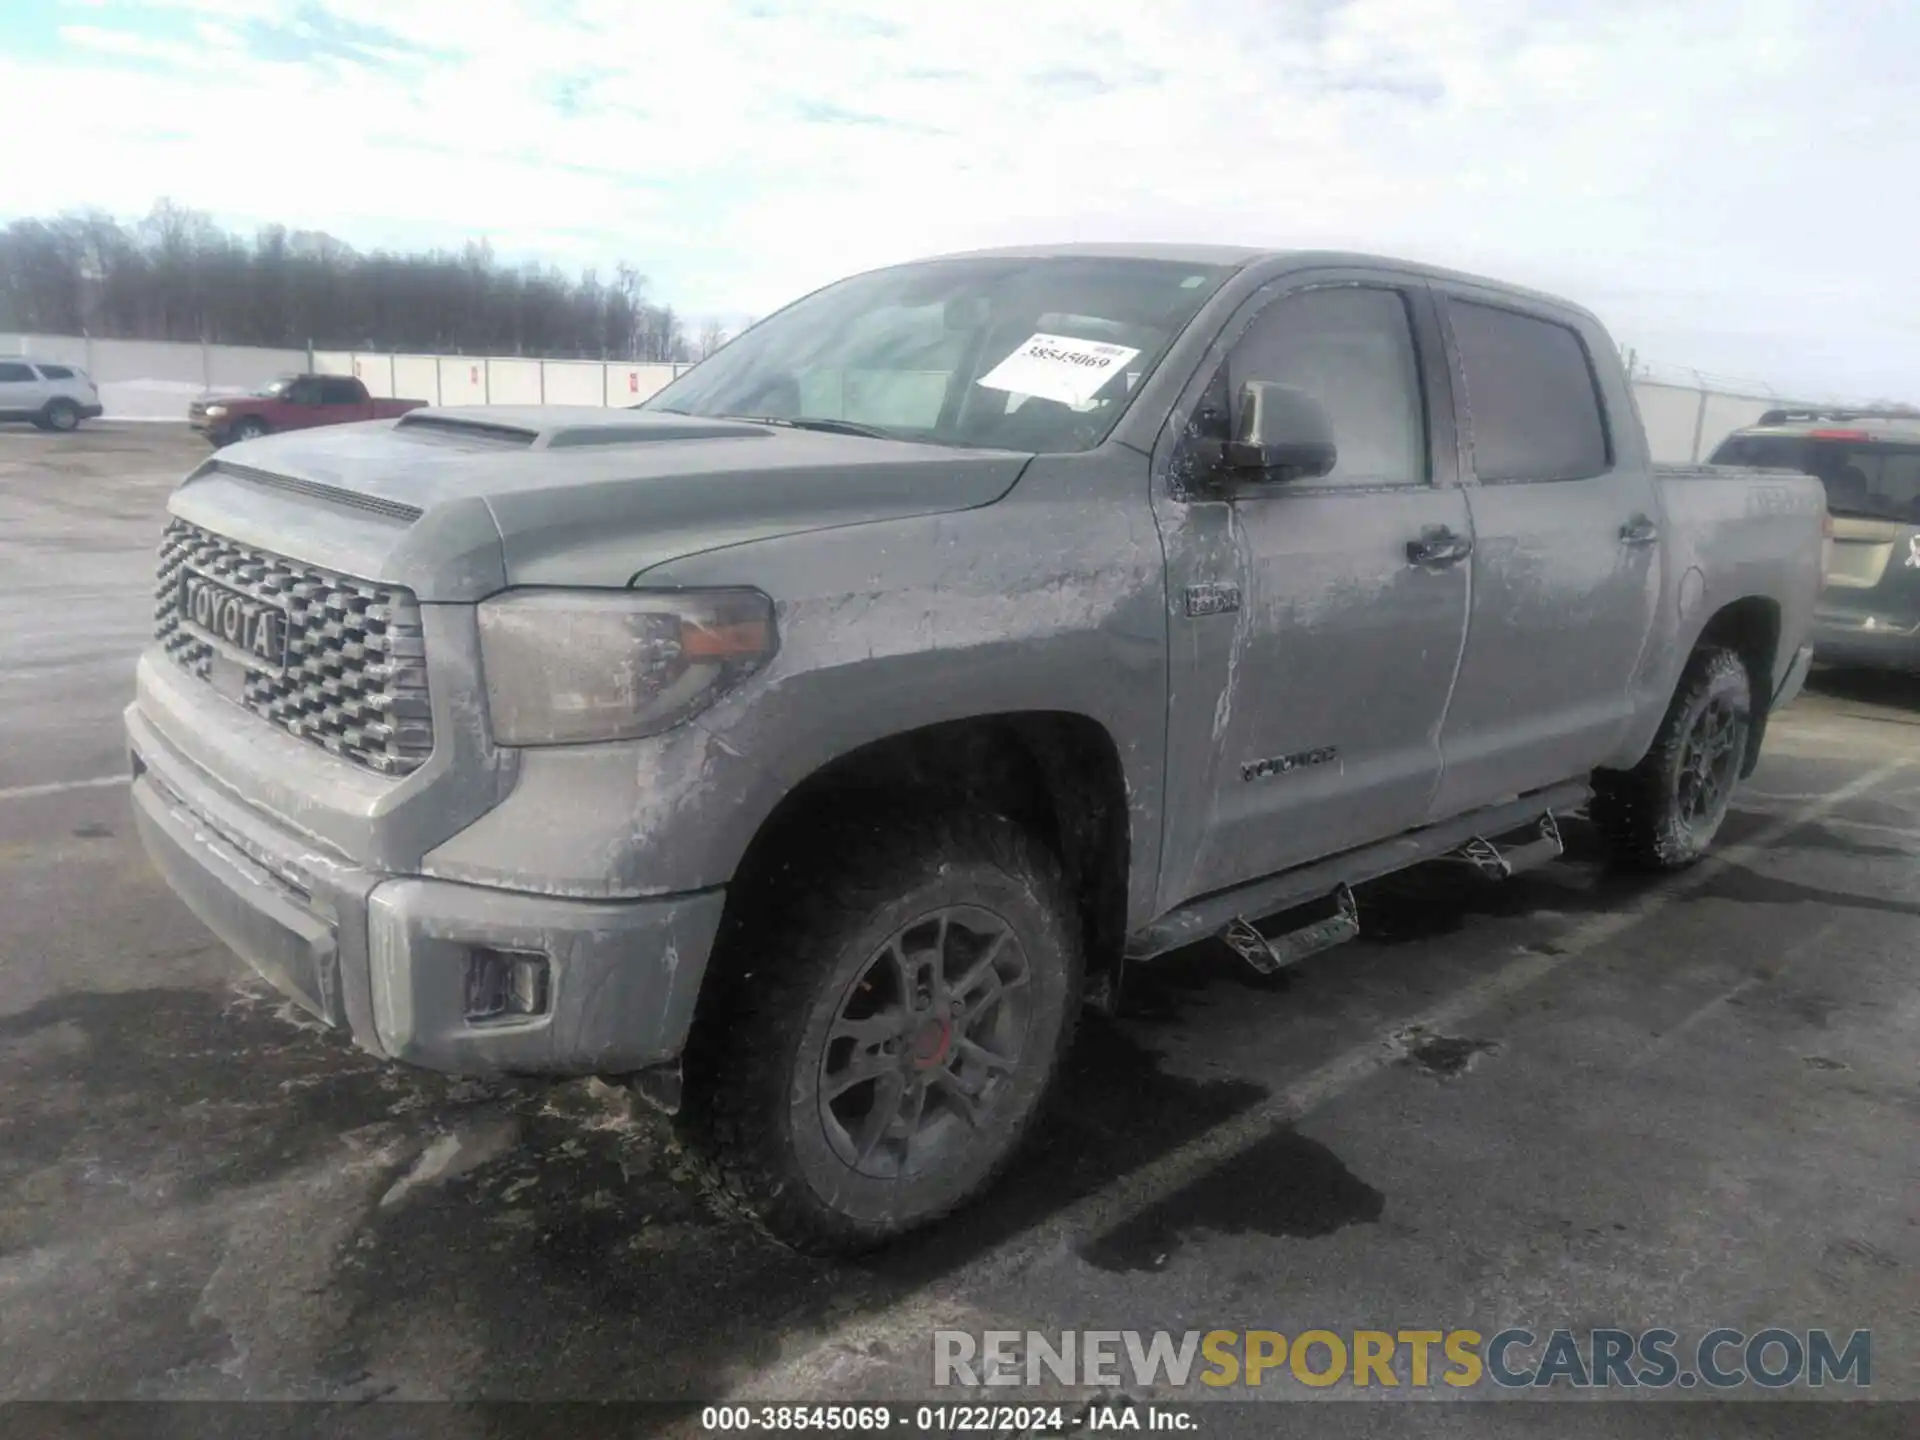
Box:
[126,245,1826,1252]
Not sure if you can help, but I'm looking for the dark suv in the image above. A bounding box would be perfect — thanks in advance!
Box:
[1712,409,1920,674]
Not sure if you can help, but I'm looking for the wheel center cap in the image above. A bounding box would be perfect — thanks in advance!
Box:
[909,1019,951,1069]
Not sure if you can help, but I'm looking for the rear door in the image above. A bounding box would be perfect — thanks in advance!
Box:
[1152,272,1472,909]
[1427,290,1662,819]
[318,376,373,422]
[0,360,44,418]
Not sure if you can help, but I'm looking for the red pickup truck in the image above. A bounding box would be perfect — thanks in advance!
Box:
[189,374,426,446]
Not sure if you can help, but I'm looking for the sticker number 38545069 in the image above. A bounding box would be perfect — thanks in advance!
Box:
[975,332,1142,409]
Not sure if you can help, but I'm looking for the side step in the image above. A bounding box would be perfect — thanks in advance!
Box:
[1126,779,1591,963]
[1446,812,1564,880]
[1220,884,1360,976]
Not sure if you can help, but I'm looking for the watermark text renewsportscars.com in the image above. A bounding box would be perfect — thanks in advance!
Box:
[934,1327,1872,1392]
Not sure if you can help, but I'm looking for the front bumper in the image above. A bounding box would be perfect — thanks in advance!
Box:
[1812,614,1920,674]
[127,701,727,1076]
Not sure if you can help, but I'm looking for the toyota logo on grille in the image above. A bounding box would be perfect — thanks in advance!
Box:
[180,570,289,670]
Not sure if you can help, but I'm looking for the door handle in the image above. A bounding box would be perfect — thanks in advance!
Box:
[1406,525,1473,568]
[1620,515,1660,547]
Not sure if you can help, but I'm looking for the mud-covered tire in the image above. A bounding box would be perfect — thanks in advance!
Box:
[1592,646,1753,871]
[677,808,1083,1254]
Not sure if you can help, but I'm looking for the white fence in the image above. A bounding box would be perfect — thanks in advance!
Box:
[3,331,1812,465]
[1,333,695,423]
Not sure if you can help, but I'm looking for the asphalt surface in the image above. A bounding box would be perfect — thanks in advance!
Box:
[1,424,1916,1435]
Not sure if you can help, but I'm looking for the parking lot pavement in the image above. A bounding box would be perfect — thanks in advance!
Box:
[1,427,1915,1425]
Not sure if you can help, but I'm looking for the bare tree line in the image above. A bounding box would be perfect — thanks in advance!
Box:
[0,199,710,362]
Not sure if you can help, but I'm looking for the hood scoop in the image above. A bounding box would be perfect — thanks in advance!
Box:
[394,407,770,451]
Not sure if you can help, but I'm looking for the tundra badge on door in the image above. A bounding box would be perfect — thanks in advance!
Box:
[1185,583,1242,617]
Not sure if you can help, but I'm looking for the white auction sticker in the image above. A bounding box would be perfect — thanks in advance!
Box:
[975,332,1142,408]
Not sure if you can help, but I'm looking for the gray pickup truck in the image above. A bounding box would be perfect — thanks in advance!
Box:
[127,245,1825,1251]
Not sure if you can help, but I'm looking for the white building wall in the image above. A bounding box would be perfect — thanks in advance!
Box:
[487,358,544,405]
[606,362,679,406]
[437,357,488,407]
[393,355,441,405]
[542,360,604,405]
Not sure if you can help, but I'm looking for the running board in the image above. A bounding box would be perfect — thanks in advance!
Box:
[1220,884,1360,976]
[1445,811,1564,880]
[1126,780,1590,961]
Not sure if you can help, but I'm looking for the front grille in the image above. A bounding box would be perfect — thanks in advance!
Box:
[154,518,434,776]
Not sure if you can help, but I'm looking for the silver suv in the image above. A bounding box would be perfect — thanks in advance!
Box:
[0,357,104,431]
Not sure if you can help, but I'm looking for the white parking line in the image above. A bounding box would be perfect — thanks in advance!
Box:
[0,775,130,803]
[725,755,1912,1400]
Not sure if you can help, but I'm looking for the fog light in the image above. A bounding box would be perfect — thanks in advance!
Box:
[464,947,550,1023]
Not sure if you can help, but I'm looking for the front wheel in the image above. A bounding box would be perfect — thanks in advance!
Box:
[232,417,269,442]
[678,810,1082,1253]
[1592,645,1752,870]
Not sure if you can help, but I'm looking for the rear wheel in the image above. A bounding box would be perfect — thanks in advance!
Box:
[1592,646,1752,870]
[678,809,1082,1253]
[42,399,81,432]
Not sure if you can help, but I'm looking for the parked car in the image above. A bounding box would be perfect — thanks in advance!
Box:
[127,245,1824,1252]
[188,373,427,446]
[1710,409,1920,675]
[0,357,104,431]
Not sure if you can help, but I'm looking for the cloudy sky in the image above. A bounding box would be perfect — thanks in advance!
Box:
[3,0,1915,399]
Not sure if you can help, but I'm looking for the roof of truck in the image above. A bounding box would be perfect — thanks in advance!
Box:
[921,242,1597,319]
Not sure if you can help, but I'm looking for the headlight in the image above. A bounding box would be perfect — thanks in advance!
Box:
[477,588,777,745]
[204,404,228,418]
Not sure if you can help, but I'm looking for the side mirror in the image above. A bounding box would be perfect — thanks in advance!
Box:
[1217,381,1338,483]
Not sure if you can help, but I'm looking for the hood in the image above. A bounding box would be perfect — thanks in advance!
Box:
[165,407,1031,600]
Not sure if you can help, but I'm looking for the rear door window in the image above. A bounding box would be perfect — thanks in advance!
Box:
[0,362,35,384]
[1812,445,1920,523]
[1449,301,1610,482]
[319,378,365,405]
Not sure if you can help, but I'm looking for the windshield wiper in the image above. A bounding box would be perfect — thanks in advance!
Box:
[727,415,897,440]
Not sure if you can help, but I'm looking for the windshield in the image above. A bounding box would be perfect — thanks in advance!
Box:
[256,378,294,398]
[1710,434,1920,524]
[642,256,1235,453]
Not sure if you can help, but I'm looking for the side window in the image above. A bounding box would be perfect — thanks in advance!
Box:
[284,379,321,405]
[0,362,35,383]
[36,364,74,380]
[1450,301,1610,482]
[1708,435,1809,471]
[1225,286,1427,486]
[319,378,364,405]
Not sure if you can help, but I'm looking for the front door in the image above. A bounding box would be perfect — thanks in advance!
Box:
[1152,275,1472,912]
[279,377,329,430]
[1426,290,1662,819]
